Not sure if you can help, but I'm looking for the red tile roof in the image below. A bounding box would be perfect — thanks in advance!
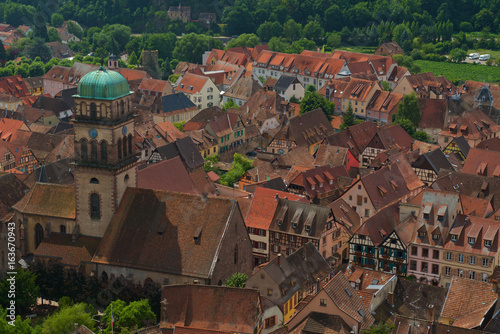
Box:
[139,78,173,94]
[245,186,306,229]
[93,188,245,278]
[160,285,261,334]
[0,75,30,98]
[12,182,75,219]
[440,276,497,321]
[137,157,199,194]
[462,148,500,178]
[34,233,101,267]
[0,118,29,142]
[176,73,210,94]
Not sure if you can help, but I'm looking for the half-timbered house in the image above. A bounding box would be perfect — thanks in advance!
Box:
[349,203,400,271]
[360,124,414,166]
[442,136,470,161]
[287,164,350,204]
[378,217,416,276]
[340,162,423,222]
[268,198,331,259]
[411,148,454,186]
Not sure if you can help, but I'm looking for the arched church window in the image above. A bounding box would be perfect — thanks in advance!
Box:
[35,223,44,248]
[124,174,130,182]
[80,139,88,160]
[101,141,108,162]
[90,193,101,219]
[91,140,98,162]
[90,178,99,184]
[122,136,127,158]
[90,103,97,120]
[101,271,108,283]
[60,225,66,234]
[120,101,124,115]
[117,138,122,159]
[128,134,133,155]
[81,102,87,115]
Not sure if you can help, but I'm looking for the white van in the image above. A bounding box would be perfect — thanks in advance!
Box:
[479,54,490,61]
[469,53,479,60]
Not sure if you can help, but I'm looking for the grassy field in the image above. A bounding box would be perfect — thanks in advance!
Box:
[336,46,377,54]
[414,60,500,84]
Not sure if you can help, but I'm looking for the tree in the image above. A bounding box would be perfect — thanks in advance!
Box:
[300,91,334,120]
[103,24,132,53]
[0,270,39,314]
[161,59,172,80]
[25,37,52,62]
[340,103,356,130]
[226,34,260,49]
[326,32,341,49]
[381,81,392,91]
[363,322,394,334]
[143,51,160,79]
[128,51,138,65]
[144,33,177,61]
[449,48,467,63]
[102,300,155,333]
[169,74,180,83]
[268,37,289,53]
[51,13,64,27]
[173,121,185,131]
[222,98,239,111]
[170,59,179,71]
[173,33,223,63]
[28,61,45,77]
[67,21,83,40]
[48,27,61,43]
[288,39,316,54]
[397,93,421,127]
[219,153,253,186]
[33,19,49,42]
[257,22,283,42]
[413,130,431,142]
[222,5,255,36]
[225,273,248,288]
[42,303,95,334]
[283,19,302,42]
[393,117,415,136]
[0,43,7,62]
[303,21,324,44]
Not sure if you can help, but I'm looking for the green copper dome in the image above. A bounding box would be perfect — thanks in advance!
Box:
[76,67,132,100]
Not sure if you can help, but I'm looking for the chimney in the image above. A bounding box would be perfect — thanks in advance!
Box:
[427,304,435,321]
[316,278,321,293]
[277,253,282,266]
[387,291,394,306]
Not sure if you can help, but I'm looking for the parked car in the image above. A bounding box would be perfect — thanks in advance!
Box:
[479,54,490,61]
[469,53,479,60]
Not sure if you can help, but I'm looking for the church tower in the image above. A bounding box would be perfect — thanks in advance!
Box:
[72,67,137,237]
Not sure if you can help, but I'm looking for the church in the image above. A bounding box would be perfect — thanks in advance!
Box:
[10,66,253,283]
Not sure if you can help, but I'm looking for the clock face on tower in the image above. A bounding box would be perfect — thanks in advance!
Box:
[122,126,127,136]
[89,129,98,139]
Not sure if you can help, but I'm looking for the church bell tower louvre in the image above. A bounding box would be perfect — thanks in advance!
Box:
[72,66,138,237]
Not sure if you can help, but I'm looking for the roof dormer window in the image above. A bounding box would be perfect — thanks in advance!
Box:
[485,239,492,247]
[432,233,439,241]
[292,223,297,229]
[468,237,475,245]
[451,234,458,242]
[418,231,425,238]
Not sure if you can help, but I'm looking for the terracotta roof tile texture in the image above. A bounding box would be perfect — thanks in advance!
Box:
[323,272,375,329]
[245,186,305,229]
[161,285,261,333]
[440,276,497,320]
[34,233,101,267]
[93,188,241,278]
